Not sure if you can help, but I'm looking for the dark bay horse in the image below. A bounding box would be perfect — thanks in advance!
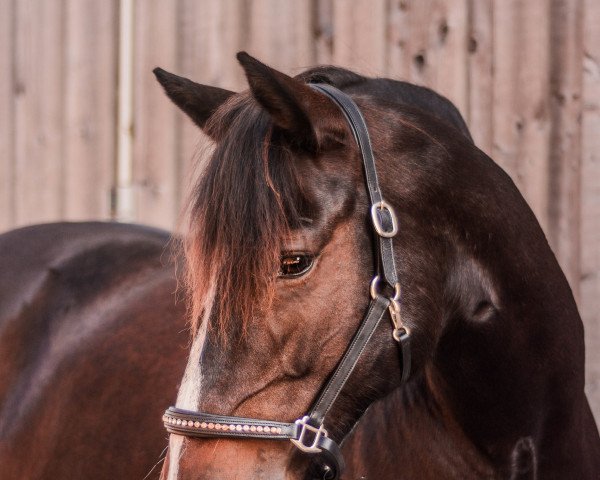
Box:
[0,222,188,479]
[154,53,600,479]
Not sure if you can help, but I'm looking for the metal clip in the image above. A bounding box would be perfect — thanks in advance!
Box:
[370,276,401,301]
[370,200,398,238]
[290,416,328,453]
[389,298,410,342]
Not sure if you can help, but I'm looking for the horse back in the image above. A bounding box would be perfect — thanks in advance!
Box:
[0,222,188,480]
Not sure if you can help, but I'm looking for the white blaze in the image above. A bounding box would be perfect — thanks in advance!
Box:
[166,289,213,480]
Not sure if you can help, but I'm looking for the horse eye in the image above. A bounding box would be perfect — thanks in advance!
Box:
[279,254,314,278]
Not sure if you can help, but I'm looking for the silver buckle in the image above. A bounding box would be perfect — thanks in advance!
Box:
[290,416,328,453]
[370,200,398,238]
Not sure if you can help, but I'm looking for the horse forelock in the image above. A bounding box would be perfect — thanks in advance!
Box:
[184,92,308,340]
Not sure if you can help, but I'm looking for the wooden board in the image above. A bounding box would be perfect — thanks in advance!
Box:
[0,0,15,230]
[332,0,387,75]
[1,2,599,419]
[13,0,65,225]
[581,0,600,422]
[467,0,493,155]
[547,0,584,299]
[247,0,315,74]
[492,0,552,234]
[387,0,469,115]
[132,0,179,229]
[63,0,118,221]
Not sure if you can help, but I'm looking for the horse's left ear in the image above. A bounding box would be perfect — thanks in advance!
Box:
[236,52,345,153]
[153,67,235,138]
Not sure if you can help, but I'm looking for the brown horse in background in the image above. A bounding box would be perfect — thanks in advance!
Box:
[0,223,188,479]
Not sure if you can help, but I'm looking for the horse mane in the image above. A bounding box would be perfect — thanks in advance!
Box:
[184,92,310,338]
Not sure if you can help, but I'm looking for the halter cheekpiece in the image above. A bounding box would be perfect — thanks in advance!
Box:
[163,84,411,480]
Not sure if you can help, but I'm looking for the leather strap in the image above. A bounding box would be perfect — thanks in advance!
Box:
[310,84,399,289]
[308,295,390,425]
[162,84,411,480]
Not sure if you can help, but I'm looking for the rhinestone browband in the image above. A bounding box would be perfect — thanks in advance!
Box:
[163,407,297,440]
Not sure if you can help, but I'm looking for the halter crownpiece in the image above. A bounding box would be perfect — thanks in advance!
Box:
[163,84,411,480]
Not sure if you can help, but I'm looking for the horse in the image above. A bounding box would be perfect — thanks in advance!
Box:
[153,52,600,479]
[0,222,188,479]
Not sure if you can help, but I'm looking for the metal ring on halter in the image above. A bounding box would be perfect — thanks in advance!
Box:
[370,200,398,238]
[370,276,401,302]
[392,327,410,342]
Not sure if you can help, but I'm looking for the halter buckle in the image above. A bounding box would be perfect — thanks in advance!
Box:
[370,200,398,238]
[290,416,328,453]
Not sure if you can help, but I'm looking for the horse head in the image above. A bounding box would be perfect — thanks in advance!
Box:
[154,53,599,479]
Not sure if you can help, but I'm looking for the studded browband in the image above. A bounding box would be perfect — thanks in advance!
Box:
[163,84,411,480]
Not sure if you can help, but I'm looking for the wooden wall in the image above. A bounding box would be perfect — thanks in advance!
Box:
[1,0,599,420]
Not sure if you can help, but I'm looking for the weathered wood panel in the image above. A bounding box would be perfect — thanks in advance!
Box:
[314,0,334,64]
[492,0,552,234]
[0,0,15,230]
[467,0,493,155]
[63,0,118,220]
[548,0,583,298]
[132,0,179,229]
[13,0,65,225]
[581,0,600,422]
[332,0,387,74]
[1,0,598,419]
[387,0,469,115]
[247,0,315,74]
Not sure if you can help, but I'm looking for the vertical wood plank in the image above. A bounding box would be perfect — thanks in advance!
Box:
[63,0,118,220]
[467,0,493,155]
[332,0,387,75]
[387,0,469,116]
[13,0,65,226]
[314,0,334,65]
[247,0,315,74]
[0,0,15,230]
[175,0,240,213]
[132,0,179,229]
[492,0,552,233]
[581,0,600,422]
[547,0,583,299]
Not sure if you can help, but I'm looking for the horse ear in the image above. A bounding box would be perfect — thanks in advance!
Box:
[236,52,345,153]
[153,67,234,136]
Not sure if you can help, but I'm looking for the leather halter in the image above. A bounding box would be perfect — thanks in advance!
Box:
[163,84,411,479]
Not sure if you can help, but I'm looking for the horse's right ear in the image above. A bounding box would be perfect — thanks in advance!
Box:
[153,67,234,136]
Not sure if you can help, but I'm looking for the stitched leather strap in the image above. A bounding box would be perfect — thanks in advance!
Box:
[310,83,399,289]
[308,295,390,426]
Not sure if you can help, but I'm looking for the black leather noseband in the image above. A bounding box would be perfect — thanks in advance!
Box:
[163,84,411,479]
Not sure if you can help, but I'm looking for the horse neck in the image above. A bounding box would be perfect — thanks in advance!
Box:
[341,377,499,479]
[430,216,598,477]
[342,204,598,477]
